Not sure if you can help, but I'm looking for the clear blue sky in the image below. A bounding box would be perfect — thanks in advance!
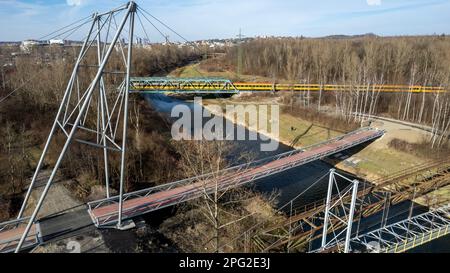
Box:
[0,0,449,41]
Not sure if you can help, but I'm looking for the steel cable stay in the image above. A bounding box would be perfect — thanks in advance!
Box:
[45,16,95,42]
[134,12,171,75]
[136,6,207,77]
[0,75,41,105]
[107,9,171,76]
[137,6,191,44]
[136,9,168,42]
[136,12,151,44]
[37,14,94,41]
[108,10,152,48]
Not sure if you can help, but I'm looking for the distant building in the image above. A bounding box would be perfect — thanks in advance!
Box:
[49,39,64,45]
[20,39,47,52]
[21,39,38,51]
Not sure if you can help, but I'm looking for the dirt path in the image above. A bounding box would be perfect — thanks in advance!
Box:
[22,171,82,219]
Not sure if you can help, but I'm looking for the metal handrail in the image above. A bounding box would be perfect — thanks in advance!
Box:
[90,127,380,212]
[88,127,380,208]
[88,128,385,226]
[347,205,450,252]
[0,217,31,233]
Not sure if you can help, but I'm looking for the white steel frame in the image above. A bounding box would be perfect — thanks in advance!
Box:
[13,1,137,252]
[350,205,450,253]
[318,169,359,253]
[129,77,240,94]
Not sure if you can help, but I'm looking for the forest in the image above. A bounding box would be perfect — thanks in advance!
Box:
[221,36,450,148]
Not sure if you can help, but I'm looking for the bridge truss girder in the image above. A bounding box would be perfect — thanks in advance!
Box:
[129,77,239,94]
[350,205,450,253]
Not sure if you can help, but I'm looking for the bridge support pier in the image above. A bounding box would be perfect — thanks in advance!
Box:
[116,219,136,230]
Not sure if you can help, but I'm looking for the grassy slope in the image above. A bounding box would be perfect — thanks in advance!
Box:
[202,98,343,148]
[170,63,275,82]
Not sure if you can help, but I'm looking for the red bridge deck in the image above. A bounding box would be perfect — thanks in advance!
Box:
[0,219,39,253]
[88,127,384,227]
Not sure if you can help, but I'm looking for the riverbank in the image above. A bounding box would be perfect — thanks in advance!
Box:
[199,97,432,182]
[199,95,450,210]
[172,62,440,180]
[200,97,343,149]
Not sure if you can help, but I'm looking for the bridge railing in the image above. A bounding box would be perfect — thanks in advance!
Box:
[129,77,239,93]
[87,127,385,227]
[348,205,450,253]
[0,217,40,253]
[87,126,380,211]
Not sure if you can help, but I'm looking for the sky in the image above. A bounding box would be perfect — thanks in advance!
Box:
[0,0,449,41]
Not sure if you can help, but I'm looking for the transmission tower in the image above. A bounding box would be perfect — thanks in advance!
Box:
[15,1,137,252]
[236,28,245,79]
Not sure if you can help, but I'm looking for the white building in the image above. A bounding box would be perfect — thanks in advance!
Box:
[20,39,39,51]
[49,39,64,45]
[20,39,49,52]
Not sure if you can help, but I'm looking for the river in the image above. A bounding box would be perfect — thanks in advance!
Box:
[144,93,450,253]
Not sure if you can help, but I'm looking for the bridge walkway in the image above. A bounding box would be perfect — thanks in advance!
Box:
[88,127,384,227]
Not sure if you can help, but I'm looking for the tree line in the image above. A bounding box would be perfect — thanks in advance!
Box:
[224,36,450,148]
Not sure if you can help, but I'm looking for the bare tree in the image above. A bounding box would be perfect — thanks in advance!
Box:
[176,140,257,252]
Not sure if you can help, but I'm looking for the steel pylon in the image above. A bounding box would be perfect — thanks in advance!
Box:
[15,1,137,252]
[319,169,359,253]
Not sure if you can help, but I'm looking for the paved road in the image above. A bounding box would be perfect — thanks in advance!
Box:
[39,207,94,243]
[0,206,93,252]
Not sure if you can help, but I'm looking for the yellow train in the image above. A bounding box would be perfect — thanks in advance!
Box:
[233,82,445,93]
[129,77,446,93]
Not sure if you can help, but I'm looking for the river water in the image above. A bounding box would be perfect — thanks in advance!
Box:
[144,94,450,253]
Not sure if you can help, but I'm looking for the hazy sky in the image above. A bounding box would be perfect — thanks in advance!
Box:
[0,0,449,41]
